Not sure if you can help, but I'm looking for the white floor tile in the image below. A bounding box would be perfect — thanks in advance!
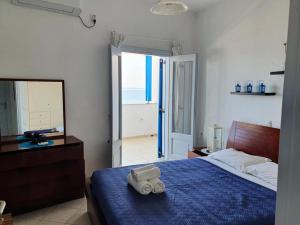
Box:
[42,207,78,223]
[64,209,91,225]
[122,135,158,166]
[36,221,64,225]
[14,198,89,225]
[14,209,47,225]
[58,198,87,211]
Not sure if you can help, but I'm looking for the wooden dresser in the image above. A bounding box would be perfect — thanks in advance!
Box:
[0,136,85,215]
[1,214,13,225]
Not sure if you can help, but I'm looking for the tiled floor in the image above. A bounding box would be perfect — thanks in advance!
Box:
[13,198,90,225]
[122,135,158,166]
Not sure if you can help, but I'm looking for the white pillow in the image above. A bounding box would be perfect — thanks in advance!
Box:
[245,162,278,186]
[209,148,271,172]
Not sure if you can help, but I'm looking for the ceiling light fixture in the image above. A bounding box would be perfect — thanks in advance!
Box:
[151,0,188,16]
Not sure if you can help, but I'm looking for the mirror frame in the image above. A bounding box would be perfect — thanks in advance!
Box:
[0,78,66,144]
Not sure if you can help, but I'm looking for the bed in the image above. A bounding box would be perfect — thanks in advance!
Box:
[86,121,280,225]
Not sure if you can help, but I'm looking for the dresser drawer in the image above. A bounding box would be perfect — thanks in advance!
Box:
[30,111,51,120]
[2,176,85,215]
[0,174,84,199]
[30,118,51,126]
[0,160,85,189]
[0,144,83,171]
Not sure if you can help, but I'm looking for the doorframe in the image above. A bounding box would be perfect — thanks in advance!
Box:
[162,57,170,159]
[110,46,123,167]
[110,45,171,166]
[118,45,171,57]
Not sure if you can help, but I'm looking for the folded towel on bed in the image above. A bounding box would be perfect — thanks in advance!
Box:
[127,174,153,195]
[132,167,161,182]
[131,164,155,178]
[149,178,165,194]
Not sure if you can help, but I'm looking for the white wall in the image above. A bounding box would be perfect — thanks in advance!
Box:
[0,0,197,175]
[122,104,158,138]
[195,0,289,146]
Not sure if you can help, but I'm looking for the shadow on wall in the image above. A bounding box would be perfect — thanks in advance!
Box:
[195,0,270,145]
[196,0,288,146]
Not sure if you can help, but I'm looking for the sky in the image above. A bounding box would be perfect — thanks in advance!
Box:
[121,52,161,103]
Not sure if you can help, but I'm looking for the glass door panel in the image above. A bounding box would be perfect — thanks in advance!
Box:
[172,61,193,135]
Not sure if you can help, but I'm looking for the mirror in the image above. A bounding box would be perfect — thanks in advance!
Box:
[0,79,65,142]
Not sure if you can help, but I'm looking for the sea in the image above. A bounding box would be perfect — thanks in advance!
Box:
[122,88,145,104]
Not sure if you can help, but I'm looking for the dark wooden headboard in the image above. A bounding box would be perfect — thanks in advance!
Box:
[226,121,280,163]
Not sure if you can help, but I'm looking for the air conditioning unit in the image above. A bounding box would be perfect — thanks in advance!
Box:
[11,0,82,16]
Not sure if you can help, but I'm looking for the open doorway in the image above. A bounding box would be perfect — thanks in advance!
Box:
[111,46,197,168]
[121,52,165,166]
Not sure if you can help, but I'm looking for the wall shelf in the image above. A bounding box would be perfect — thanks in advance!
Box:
[230,92,276,96]
[270,71,285,75]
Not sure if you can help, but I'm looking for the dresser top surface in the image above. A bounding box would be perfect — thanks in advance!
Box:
[0,136,83,155]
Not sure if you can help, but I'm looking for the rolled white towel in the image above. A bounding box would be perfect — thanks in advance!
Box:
[127,174,153,195]
[149,178,165,194]
[131,164,155,178]
[132,167,161,182]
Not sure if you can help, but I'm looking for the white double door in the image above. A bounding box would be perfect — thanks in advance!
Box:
[111,46,196,167]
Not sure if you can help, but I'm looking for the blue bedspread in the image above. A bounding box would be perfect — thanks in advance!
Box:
[91,158,276,225]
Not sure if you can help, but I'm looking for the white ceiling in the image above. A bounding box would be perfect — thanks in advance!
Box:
[147,0,221,12]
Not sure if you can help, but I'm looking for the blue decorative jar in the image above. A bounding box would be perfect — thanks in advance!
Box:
[247,81,253,93]
[259,81,266,93]
[235,82,241,92]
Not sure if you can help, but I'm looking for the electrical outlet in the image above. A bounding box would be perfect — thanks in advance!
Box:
[266,121,273,127]
[91,15,96,25]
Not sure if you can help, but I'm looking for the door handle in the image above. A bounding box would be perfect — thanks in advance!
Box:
[159,108,165,113]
